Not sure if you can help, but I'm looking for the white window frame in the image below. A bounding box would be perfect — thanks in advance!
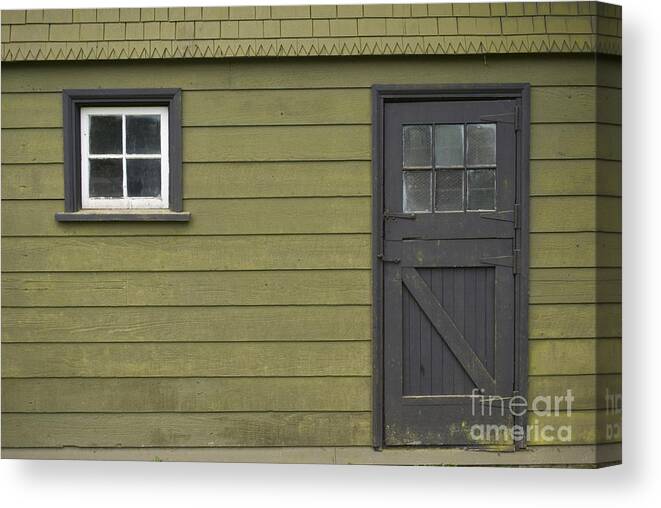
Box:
[81,106,169,209]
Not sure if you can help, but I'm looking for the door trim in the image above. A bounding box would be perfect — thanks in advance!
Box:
[371,84,531,450]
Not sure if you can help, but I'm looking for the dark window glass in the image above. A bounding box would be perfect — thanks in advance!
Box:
[89,116,122,154]
[127,159,161,197]
[467,169,496,210]
[435,169,464,212]
[126,115,161,154]
[89,159,123,197]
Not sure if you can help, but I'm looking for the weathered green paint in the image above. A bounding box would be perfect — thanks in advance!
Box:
[0,27,621,458]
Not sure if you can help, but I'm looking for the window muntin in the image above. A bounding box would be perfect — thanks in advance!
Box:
[402,123,497,213]
[81,106,169,209]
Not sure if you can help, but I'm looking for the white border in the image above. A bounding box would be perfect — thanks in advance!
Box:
[80,106,169,209]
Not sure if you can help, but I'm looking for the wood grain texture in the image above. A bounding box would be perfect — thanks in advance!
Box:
[1,444,622,466]
[529,338,621,375]
[2,270,371,307]
[527,410,621,445]
[2,123,619,164]
[0,55,615,93]
[530,233,621,268]
[1,86,620,129]
[1,377,371,412]
[1,341,371,378]
[529,303,621,338]
[3,197,619,237]
[1,412,372,447]
[530,160,621,197]
[528,374,621,410]
[1,161,372,200]
[1,53,620,451]
[3,269,618,307]
[529,268,621,304]
[1,235,371,271]
[2,160,621,201]
[1,305,371,343]
[2,198,371,236]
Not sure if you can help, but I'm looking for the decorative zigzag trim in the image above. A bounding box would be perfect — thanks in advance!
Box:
[1,34,621,62]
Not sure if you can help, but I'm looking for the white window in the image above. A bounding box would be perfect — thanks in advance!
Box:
[81,106,169,209]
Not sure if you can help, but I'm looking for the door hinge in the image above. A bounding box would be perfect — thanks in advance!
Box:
[513,249,520,274]
[384,210,416,221]
[480,204,520,229]
[480,249,521,274]
[515,104,521,132]
[377,253,401,264]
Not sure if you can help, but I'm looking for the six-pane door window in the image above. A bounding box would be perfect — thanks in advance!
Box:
[81,106,169,209]
[402,123,496,213]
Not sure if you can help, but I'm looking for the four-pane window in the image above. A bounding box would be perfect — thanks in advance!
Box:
[81,106,169,209]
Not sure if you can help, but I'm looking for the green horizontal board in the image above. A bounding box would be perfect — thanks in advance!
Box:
[1,341,371,377]
[528,374,621,410]
[530,160,621,197]
[1,305,371,343]
[529,338,621,375]
[183,88,372,126]
[1,161,372,200]
[1,377,371,412]
[0,55,610,93]
[527,410,621,445]
[1,128,62,164]
[529,303,621,338]
[530,86,621,125]
[1,412,372,447]
[0,164,63,200]
[182,125,370,162]
[531,124,621,161]
[182,161,371,198]
[1,234,371,271]
[2,86,621,129]
[530,232,621,268]
[530,196,621,232]
[1,270,371,307]
[529,268,621,304]
[1,197,371,236]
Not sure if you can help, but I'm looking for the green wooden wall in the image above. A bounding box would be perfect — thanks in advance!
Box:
[1,53,621,454]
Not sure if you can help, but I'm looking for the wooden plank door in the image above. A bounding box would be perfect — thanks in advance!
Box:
[379,97,524,447]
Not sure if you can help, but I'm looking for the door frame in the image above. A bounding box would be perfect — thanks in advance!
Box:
[371,84,531,450]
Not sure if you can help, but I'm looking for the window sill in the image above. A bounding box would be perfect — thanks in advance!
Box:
[55,210,191,222]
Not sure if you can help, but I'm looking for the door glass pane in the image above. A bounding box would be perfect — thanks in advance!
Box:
[89,115,122,154]
[466,124,496,167]
[435,169,464,212]
[434,125,464,167]
[467,169,496,210]
[403,170,432,212]
[127,159,161,197]
[126,115,161,154]
[89,158,123,198]
[403,125,432,168]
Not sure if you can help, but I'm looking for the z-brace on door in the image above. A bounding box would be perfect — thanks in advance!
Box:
[372,86,530,449]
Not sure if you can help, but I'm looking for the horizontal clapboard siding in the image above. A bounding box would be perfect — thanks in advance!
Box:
[0,123,624,164]
[1,54,621,450]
